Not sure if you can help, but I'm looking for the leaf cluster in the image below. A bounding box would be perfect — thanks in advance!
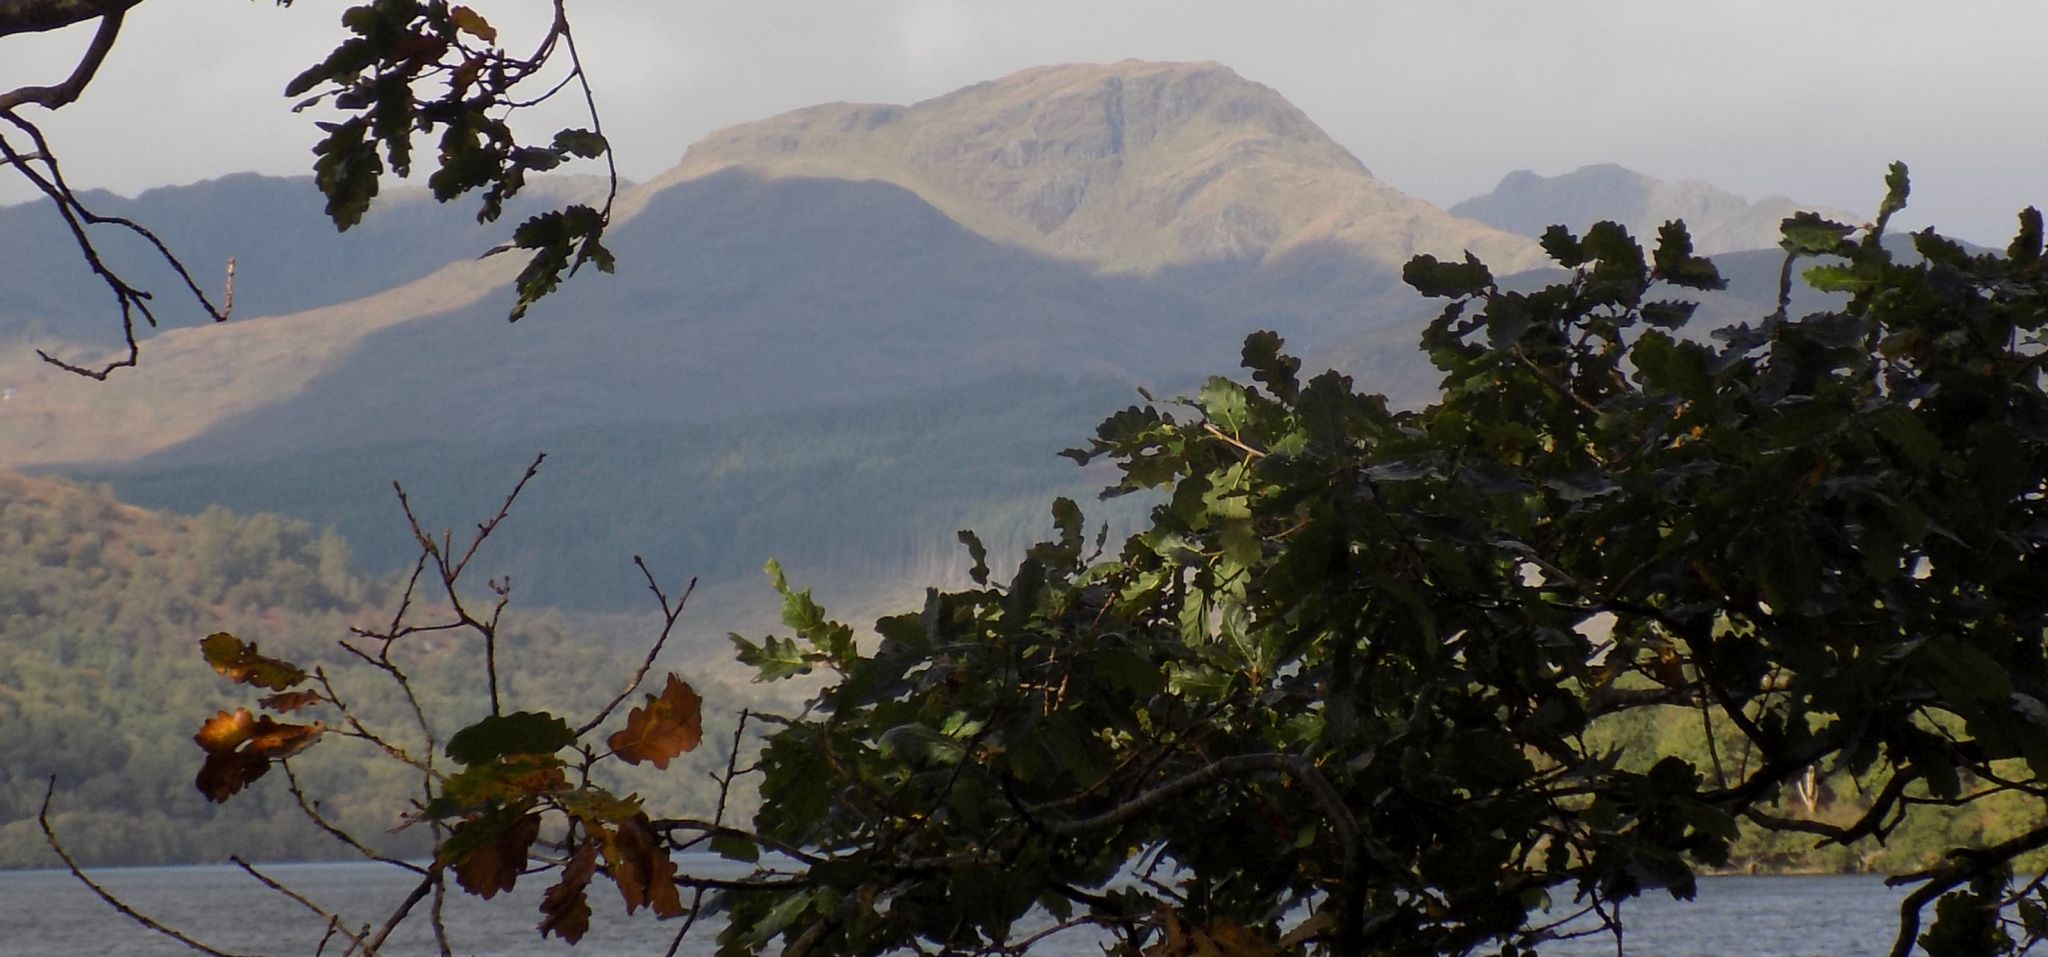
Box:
[285,0,616,320]
[181,461,727,949]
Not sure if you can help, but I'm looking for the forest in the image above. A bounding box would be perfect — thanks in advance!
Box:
[0,470,753,867]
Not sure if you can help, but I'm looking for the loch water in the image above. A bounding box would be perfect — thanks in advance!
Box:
[0,857,1918,956]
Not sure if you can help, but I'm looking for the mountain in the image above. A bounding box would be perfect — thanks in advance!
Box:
[1450,163,1855,256]
[0,61,1521,472]
[652,60,1541,278]
[0,61,1548,611]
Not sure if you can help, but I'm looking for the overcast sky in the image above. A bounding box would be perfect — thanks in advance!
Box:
[3,1,2043,245]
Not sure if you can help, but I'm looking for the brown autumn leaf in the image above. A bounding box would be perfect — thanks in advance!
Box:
[538,841,599,943]
[259,690,329,714]
[194,707,258,753]
[450,811,542,900]
[200,632,308,691]
[1144,909,1284,957]
[606,674,704,770]
[602,812,684,918]
[196,750,271,803]
[449,5,498,43]
[192,708,323,802]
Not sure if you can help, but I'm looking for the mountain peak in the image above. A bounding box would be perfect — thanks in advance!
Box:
[650,60,1537,274]
[1453,164,1853,255]
[908,59,1366,176]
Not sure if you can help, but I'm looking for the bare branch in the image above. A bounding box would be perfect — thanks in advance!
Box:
[0,111,234,376]
[229,857,374,955]
[0,6,128,113]
[38,778,258,957]
[362,870,442,956]
[0,0,143,38]
[574,562,695,736]
[282,763,428,874]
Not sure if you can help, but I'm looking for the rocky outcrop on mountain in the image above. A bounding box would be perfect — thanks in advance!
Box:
[1450,163,1855,256]
[650,60,1541,275]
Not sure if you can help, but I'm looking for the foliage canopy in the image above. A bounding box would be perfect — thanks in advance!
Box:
[714,166,2048,957]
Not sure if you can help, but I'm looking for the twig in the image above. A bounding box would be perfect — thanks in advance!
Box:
[1,110,232,377]
[663,885,708,957]
[1201,423,1265,461]
[1002,916,1107,954]
[37,778,257,957]
[395,452,546,715]
[712,709,752,827]
[229,857,374,955]
[361,870,442,956]
[282,764,427,873]
[653,817,827,868]
[575,562,695,735]
[554,1,617,219]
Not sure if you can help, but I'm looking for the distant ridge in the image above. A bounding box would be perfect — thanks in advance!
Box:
[649,60,1542,275]
[1,60,1532,472]
[1452,163,1854,256]
[7,61,1571,613]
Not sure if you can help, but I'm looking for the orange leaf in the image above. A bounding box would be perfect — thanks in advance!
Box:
[259,690,328,714]
[538,841,598,943]
[603,813,684,918]
[606,674,703,770]
[450,811,541,900]
[194,708,322,759]
[194,708,258,754]
[201,632,307,691]
[450,5,498,43]
[192,708,324,803]
[1144,909,1283,957]
[244,719,323,761]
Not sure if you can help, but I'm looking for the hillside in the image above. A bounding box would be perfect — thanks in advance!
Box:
[0,61,1514,473]
[0,470,751,868]
[16,62,1890,628]
[1450,163,1856,255]
[0,60,1549,616]
[92,373,1152,612]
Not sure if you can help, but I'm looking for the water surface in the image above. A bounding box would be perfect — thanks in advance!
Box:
[0,861,1918,956]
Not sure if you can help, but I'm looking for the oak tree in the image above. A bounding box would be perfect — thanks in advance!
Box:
[122,166,2048,957]
[719,165,2048,957]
